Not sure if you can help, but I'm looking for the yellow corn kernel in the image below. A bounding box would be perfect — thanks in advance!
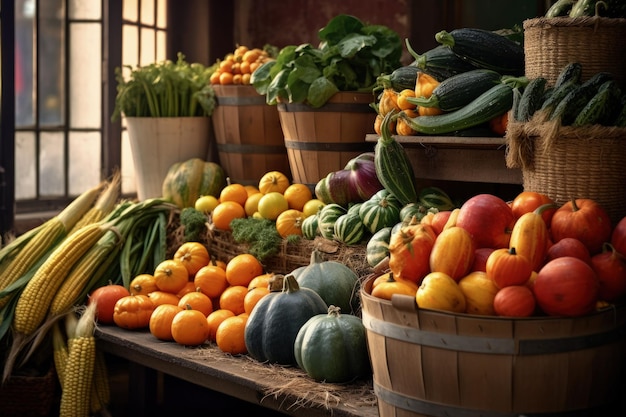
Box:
[52,321,69,389]
[59,336,96,417]
[13,223,106,335]
[68,172,121,235]
[90,349,110,413]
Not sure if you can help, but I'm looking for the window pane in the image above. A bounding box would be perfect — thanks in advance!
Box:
[69,132,101,194]
[15,2,35,127]
[39,132,65,197]
[122,24,139,70]
[15,132,37,199]
[39,0,65,126]
[140,0,155,26]
[123,0,138,22]
[156,30,166,62]
[140,28,155,66]
[156,0,167,29]
[70,23,102,128]
[68,0,101,20]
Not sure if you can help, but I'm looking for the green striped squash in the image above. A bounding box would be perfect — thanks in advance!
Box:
[358,189,402,234]
[418,186,455,211]
[162,158,226,208]
[333,212,366,246]
[317,204,347,240]
[301,215,319,240]
[366,226,391,267]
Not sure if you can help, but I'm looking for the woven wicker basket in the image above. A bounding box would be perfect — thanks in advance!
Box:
[523,16,626,88]
[0,365,57,417]
[206,226,372,278]
[505,120,626,225]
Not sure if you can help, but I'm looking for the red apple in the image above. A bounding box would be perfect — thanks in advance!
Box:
[456,194,515,249]
[545,237,591,265]
[611,216,626,257]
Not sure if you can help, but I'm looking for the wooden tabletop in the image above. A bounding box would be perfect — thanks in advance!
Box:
[96,325,379,417]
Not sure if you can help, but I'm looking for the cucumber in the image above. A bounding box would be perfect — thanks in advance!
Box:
[377,65,420,92]
[539,78,579,118]
[553,62,582,90]
[546,0,576,17]
[407,69,502,111]
[573,80,622,126]
[405,41,476,82]
[398,83,514,135]
[550,72,613,125]
[374,112,419,206]
[435,28,525,76]
[516,77,547,122]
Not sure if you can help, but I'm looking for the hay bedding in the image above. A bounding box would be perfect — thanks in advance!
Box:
[184,343,377,413]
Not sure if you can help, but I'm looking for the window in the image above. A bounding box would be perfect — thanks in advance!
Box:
[9,0,167,216]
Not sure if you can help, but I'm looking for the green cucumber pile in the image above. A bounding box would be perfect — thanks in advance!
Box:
[511,62,626,127]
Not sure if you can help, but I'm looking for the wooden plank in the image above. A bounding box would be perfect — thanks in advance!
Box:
[96,326,378,417]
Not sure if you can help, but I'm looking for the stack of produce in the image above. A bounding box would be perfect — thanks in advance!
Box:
[209,44,277,86]
[373,27,527,136]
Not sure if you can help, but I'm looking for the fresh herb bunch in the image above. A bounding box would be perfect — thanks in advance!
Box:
[112,52,216,120]
[251,14,403,108]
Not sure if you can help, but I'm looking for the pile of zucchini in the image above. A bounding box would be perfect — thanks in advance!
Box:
[378,27,527,136]
[511,62,626,127]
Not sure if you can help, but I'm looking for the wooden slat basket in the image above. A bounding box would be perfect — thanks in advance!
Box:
[212,85,291,185]
[360,275,626,417]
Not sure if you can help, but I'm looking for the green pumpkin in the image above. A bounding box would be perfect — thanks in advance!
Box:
[359,189,402,234]
[301,214,319,240]
[294,305,371,383]
[295,249,359,314]
[366,226,391,267]
[244,274,327,366]
[161,158,226,208]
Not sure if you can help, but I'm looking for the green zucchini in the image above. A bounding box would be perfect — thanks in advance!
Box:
[546,0,576,17]
[516,77,547,122]
[405,41,476,82]
[377,65,420,92]
[398,83,514,135]
[407,69,502,111]
[435,28,525,76]
[539,78,579,118]
[553,62,582,90]
[550,72,613,125]
[374,112,419,206]
[569,0,602,17]
[572,80,622,126]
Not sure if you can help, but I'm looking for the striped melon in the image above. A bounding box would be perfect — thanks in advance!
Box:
[162,158,226,208]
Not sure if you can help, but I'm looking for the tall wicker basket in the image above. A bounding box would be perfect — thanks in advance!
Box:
[523,16,626,88]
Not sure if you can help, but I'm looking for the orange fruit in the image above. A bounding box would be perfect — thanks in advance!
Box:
[211,201,245,231]
[220,182,248,206]
[149,304,184,341]
[244,185,260,197]
[153,259,189,294]
[219,285,248,315]
[244,192,263,217]
[178,291,214,317]
[244,286,270,315]
[194,264,229,299]
[206,309,235,342]
[215,315,248,354]
[283,183,313,211]
[225,253,264,287]
[171,308,210,346]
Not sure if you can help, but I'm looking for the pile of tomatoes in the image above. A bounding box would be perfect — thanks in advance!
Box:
[209,45,274,86]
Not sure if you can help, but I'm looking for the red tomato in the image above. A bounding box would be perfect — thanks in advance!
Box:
[533,257,599,317]
[550,198,612,256]
[510,191,556,225]
[88,284,131,324]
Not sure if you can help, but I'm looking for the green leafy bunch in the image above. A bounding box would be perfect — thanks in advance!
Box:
[112,52,216,120]
[251,14,402,108]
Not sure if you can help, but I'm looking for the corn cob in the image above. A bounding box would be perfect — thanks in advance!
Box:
[0,183,104,308]
[90,349,111,414]
[67,171,121,235]
[59,304,97,417]
[52,320,69,389]
[13,222,107,335]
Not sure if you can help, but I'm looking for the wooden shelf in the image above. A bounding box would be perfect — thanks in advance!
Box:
[365,134,522,185]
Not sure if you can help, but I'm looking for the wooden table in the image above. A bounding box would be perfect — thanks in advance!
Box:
[96,326,379,417]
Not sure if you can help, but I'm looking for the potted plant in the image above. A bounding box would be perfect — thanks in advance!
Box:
[250,14,403,186]
[112,53,217,200]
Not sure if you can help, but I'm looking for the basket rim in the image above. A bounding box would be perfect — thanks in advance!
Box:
[524,15,626,29]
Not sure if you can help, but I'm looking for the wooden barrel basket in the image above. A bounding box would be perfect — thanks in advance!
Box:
[211,85,291,185]
[360,275,626,417]
[277,91,377,187]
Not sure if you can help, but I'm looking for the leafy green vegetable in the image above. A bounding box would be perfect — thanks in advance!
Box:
[112,52,216,120]
[251,14,402,108]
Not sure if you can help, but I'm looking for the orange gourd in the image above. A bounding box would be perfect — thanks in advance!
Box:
[113,294,155,330]
[171,305,210,346]
[509,208,550,272]
[275,209,305,238]
[149,304,183,341]
[153,259,189,294]
[486,247,533,289]
[173,242,210,277]
[371,272,418,300]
